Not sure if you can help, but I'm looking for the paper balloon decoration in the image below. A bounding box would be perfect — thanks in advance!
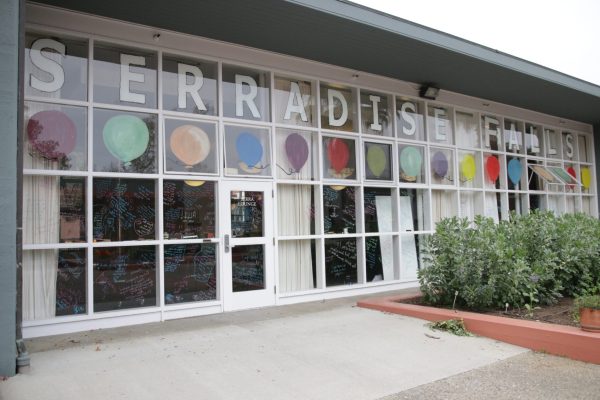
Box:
[460,154,476,181]
[567,166,576,180]
[103,115,149,166]
[169,125,211,168]
[485,155,500,183]
[285,133,309,172]
[432,151,448,178]
[581,167,591,189]
[399,147,422,177]
[27,110,77,159]
[507,158,522,185]
[366,145,387,177]
[327,138,350,173]
[236,133,263,168]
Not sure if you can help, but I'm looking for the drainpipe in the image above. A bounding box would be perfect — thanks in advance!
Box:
[15,0,29,373]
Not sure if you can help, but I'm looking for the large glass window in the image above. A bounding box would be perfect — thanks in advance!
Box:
[364,142,392,181]
[323,186,357,234]
[164,243,217,304]
[274,76,316,127]
[163,180,216,239]
[396,98,425,141]
[325,238,357,287]
[162,55,218,115]
[360,90,393,136]
[164,118,218,174]
[322,136,356,180]
[222,65,270,122]
[224,125,271,177]
[276,129,317,180]
[24,102,87,171]
[93,246,157,312]
[363,187,393,233]
[320,83,357,132]
[278,184,316,236]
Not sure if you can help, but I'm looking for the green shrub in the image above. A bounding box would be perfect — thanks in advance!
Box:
[418,211,600,311]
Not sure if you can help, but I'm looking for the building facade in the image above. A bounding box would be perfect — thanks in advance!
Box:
[1,0,600,376]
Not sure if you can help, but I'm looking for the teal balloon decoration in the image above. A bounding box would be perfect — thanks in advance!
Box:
[103,115,150,166]
[399,146,422,177]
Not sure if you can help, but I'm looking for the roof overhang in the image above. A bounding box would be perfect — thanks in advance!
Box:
[32,0,600,126]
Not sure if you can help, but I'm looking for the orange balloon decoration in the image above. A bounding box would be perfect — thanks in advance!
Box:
[327,138,350,173]
[169,125,211,168]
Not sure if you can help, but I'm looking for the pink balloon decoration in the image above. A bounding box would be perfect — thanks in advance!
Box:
[27,110,77,160]
[285,133,309,172]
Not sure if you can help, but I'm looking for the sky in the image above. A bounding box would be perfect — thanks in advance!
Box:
[351,0,600,86]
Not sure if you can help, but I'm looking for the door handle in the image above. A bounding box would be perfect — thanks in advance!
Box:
[224,234,230,253]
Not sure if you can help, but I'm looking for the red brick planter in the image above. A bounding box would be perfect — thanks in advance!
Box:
[357,293,600,365]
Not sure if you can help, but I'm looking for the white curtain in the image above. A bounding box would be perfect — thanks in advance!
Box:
[484,193,500,223]
[23,174,60,320]
[277,184,314,292]
[431,190,455,225]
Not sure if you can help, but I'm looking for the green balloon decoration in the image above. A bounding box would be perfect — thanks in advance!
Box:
[103,115,150,166]
[366,145,387,177]
[400,146,422,177]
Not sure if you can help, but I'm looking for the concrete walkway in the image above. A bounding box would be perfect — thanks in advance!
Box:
[0,291,540,400]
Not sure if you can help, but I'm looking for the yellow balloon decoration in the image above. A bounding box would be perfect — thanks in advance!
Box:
[169,125,211,168]
[581,167,591,189]
[460,154,476,181]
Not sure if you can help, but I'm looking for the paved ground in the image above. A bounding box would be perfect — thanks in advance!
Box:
[0,290,597,399]
[380,351,600,400]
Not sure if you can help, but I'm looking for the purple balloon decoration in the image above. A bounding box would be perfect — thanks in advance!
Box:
[27,110,77,160]
[285,133,309,172]
[432,151,449,178]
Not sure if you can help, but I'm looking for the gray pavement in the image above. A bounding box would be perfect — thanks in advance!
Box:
[0,290,596,400]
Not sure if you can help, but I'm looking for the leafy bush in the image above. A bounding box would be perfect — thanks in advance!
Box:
[418,211,600,310]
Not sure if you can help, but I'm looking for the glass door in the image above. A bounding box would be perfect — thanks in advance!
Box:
[220,180,275,311]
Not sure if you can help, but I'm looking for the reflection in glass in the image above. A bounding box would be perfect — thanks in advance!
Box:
[93,246,156,312]
[396,98,425,141]
[232,245,264,292]
[24,176,86,244]
[323,186,356,234]
[164,243,217,304]
[25,33,88,101]
[277,184,315,236]
[93,178,156,242]
[364,187,393,233]
[94,43,157,108]
[360,91,392,136]
[162,55,218,115]
[163,180,215,239]
[22,248,87,320]
[224,125,271,177]
[325,238,357,287]
[320,83,357,132]
[164,119,218,174]
[24,102,88,171]
[93,109,157,173]
[322,137,356,180]
[508,192,527,215]
[222,65,270,121]
[364,142,392,181]
[274,76,316,127]
[366,236,394,282]
[279,239,317,292]
[578,135,591,162]
[231,191,263,238]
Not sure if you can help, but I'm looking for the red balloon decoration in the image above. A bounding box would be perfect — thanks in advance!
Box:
[567,166,576,179]
[27,110,77,160]
[327,138,350,173]
[485,155,500,183]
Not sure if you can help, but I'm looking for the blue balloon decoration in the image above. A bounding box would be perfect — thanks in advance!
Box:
[507,158,522,185]
[236,133,263,168]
